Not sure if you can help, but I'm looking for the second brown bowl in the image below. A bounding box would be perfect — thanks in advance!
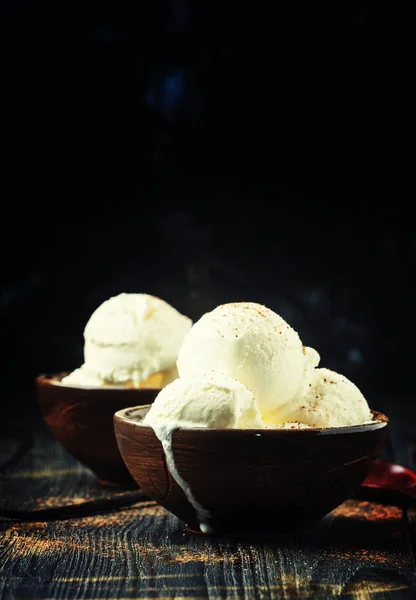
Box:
[114,406,388,535]
[36,373,160,487]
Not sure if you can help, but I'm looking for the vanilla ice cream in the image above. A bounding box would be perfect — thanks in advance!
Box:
[277,367,372,428]
[144,371,264,430]
[61,293,192,388]
[177,302,319,422]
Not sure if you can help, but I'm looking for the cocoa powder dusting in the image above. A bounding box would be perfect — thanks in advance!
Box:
[170,547,240,565]
[321,547,393,566]
[2,529,115,558]
[332,500,402,522]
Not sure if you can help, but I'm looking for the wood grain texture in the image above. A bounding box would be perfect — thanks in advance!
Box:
[1,499,415,599]
[1,416,415,599]
[0,425,129,513]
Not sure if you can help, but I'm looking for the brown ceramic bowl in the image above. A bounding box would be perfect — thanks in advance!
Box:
[114,406,388,535]
[36,373,160,487]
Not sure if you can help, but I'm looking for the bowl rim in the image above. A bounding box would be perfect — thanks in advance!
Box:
[114,405,388,435]
[35,372,162,392]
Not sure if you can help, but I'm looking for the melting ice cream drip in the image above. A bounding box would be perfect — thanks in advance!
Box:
[152,425,213,534]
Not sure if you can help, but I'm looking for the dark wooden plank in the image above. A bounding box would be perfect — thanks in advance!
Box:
[0,420,143,514]
[1,417,416,599]
[1,497,415,599]
[407,504,416,582]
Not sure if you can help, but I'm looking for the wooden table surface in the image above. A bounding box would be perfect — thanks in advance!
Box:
[1,399,415,600]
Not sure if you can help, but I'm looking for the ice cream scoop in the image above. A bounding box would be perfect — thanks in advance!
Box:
[144,371,265,431]
[277,367,372,428]
[62,293,192,388]
[176,301,319,422]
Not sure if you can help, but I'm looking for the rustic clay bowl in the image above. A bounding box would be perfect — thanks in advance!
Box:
[114,406,388,535]
[36,373,160,487]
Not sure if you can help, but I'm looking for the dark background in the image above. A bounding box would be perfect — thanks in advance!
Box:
[1,4,414,422]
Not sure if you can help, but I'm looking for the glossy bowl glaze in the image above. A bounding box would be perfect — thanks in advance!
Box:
[114,406,388,534]
[36,373,160,487]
